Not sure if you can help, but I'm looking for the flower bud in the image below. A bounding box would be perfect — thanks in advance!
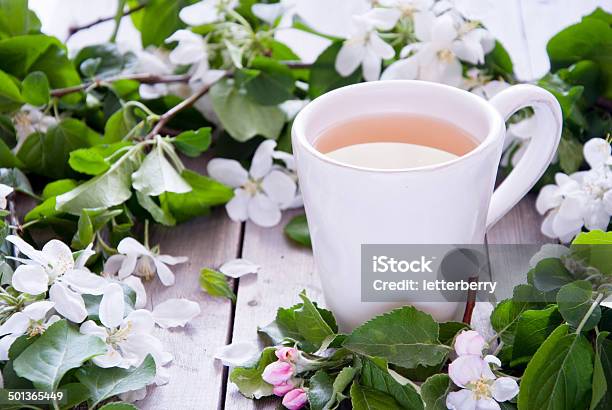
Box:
[262,360,294,386]
[454,330,486,357]
[275,347,299,362]
[282,388,308,410]
[273,380,295,396]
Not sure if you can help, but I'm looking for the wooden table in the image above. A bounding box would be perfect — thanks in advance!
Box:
[120,2,608,409]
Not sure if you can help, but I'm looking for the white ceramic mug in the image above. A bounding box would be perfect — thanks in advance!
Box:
[291,80,562,330]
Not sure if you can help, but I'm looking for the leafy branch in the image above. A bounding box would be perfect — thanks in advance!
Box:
[66,2,146,40]
[50,73,191,97]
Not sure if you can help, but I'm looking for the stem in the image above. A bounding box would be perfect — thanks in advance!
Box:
[143,72,228,140]
[51,73,191,97]
[576,292,605,334]
[96,232,117,255]
[110,0,128,42]
[143,219,150,249]
[66,2,146,40]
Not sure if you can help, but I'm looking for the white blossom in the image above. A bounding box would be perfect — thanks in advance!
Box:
[179,0,238,26]
[0,301,59,360]
[379,0,433,17]
[252,0,298,27]
[207,140,298,227]
[536,138,612,242]
[0,184,13,210]
[104,237,188,286]
[12,105,57,147]
[335,9,399,81]
[219,258,260,278]
[165,30,218,84]
[6,236,107,323]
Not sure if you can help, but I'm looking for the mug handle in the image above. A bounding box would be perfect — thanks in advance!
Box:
[486,84,563,230]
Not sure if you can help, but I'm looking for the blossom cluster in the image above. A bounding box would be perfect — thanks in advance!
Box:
[536,138,612,242]
[0,234,200,403]
[262,346,308,410]
[447,330,519,410]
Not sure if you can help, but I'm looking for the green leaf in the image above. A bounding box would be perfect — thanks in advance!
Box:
[230,347,276,399]
[42,179,78,200]
[76,355,156,408]
[0,138,21,167]
[13,320,106,391]
[238,57,295,105]
[295,290,335,347]
[558,132,583,174]
[24,179,78,222]
[547,9,612,98]
[259,303,309,348]
[98,403,139,410]
[309,42,362,99]
[56,150,138,215]
[350,381,402,410]
[0,69,23,112]
[210,78,285,142]
[160,169,233,223]
[284,214,311,247]
[0,167,33,196]
[140,0,186,47]
[17,119,100,178]
[537,73,584,119]
[532,257,575,292]
[58,382,89,409]
[360,358,423,410]
[511,305,564,366]
[557,280,601,332]
[438,321,469,345]
[484,40,514,76]
[21,71,49,106]
[103,107,138,143]
[199,268,235,301]
[0,114,16,147]
[0,0,41,38]
[131,141,191,196]
[326,366,357,408]
[420,374,451,410]
[173,127,212,157]
[571,231,612,275]
[518,324,594,410]
[308,370,334,410]
[343,306,449,368]
[69,142,131,176]
[72,210,94,249]
[591,332,611,410]
[136,191,176,226]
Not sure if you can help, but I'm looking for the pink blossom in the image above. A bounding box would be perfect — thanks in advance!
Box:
[454,330,486,357]
[262,360,294,385]
[282,388,308,410]
[273,380,295,396]
[276,346,299,362]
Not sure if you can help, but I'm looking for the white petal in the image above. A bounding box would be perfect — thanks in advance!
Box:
[484,355,501,367]
[535,185,561,214]
[0,184,13,199]
[248,193,282,227]
[271,150,296,171]
[362,8,401,30]
[362,49,382,82]
[74,244,95,269]
[491,377,519,402]
[152,259,175,286]
[63,269,109,295]
[179,1,220,26]
[125,309,155,334]
[93,347,126,368]
[0,335,19,361]
[23,301,55,321]
[219,258,260,278]
[118,254,139,279]
[117,237,150,257]
[152,299,200,328]
[250,140,277,180]
[584,206,610,231]
[226,189,250,222]
[469,302,496,345]
[413,11,435,41]
[6,235,46,265]
[0,313,29,337]
[583,138,611,169]
[207,159,249,188]
[368,32,395,59]
[12,265,49,295]
[80,320,108,339]
[261,170,296,205]
[476,398,501,410]
[448,355,486,388]
[139,84,167,100]
[431,14,457,45]
[156,255,188,266]
[42,239,74,273]
[551,213,583,241]
[122,276,147,309]
[104,254,126,275]
[120,387,148,403]
[335,43,365,77]
[381,56,419,80]
[558,195,584,220]
[446,389,476,410]
[252,3,284,25]
[99,284,125,328]
[214,341,260,367]
[49,283,87,323]
[604,190,612,215]
[540,211,557,239]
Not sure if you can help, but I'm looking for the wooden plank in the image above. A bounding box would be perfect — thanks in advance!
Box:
[224,209,319,410]
[138,156,242,410]
[485,194,554,299]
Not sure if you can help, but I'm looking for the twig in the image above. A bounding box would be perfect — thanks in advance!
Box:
[66,3,146,40]
[51,73,191,97]
[144,72,229,140]
[110,0,128,43]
